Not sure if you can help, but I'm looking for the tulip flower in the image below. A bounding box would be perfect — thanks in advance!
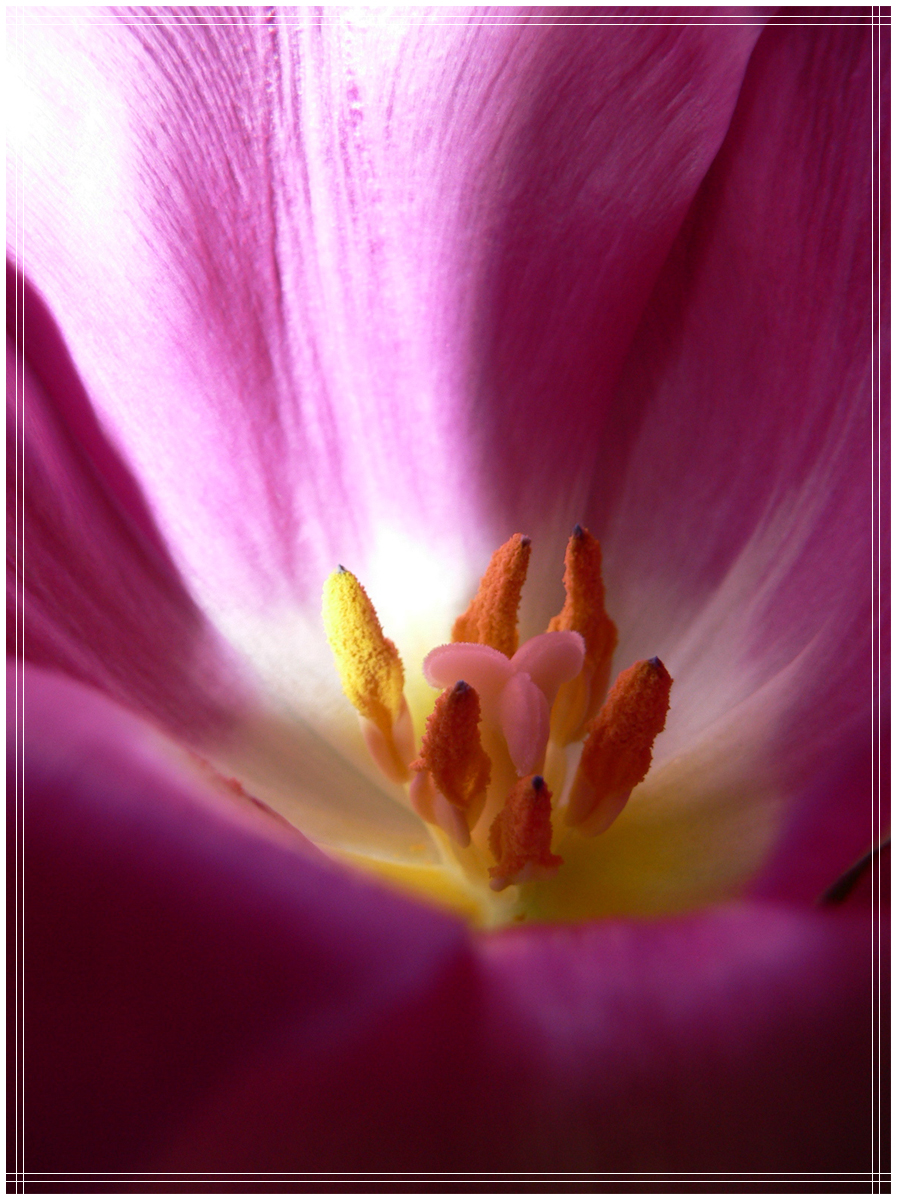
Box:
[8,7,885,1181]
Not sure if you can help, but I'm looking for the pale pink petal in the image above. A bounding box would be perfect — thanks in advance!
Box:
[431,789,473,849]
[9,10,763,619]
[408,768,437,824]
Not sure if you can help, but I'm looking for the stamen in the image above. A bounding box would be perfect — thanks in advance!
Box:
[409,681,492,846]
[566,657,672,836]
[322,567,413,783]
[548,525,618,744]
[320,534,676,918]
[452,533,531,658]
[488,775,563,891]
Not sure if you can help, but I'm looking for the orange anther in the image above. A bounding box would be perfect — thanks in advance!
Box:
[411,681,491,814]
[488,775,562,891]
[452,533,531,658]
[567,657,672,834]
[548,525,618,743]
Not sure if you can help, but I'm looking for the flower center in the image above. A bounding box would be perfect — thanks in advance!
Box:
[322,527,672,925]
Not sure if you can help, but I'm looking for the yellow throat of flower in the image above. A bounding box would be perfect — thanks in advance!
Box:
[322,527,672,927]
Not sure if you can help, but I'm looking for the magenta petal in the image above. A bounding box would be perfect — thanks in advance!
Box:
[468,906,880,1172]
[18,667,878,1173]
[15,664,470,1171]
[11,15,883,1177]
[748,732,881,905]
[162,910,878,1173]
[450,17,763,532]
[599,20,874,687]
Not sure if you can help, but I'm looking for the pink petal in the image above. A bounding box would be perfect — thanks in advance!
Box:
[7,267,243,740]
[467,905,879,1172]
[166,908,878,1172]
[598,20,874,709]
[7,270,433,856]
[10,12,763,610]
[747,735,882,906]
[579,22,879,875]
[431,14,764,538]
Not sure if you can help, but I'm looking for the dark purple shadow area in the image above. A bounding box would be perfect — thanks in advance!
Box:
[747,720,884,906]
[7,260,238,736]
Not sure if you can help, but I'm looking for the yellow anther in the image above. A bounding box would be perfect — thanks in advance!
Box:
[411,681,491,815]
[548,525,618,744]
[488,775,562,891]
[452,533,531,658]
[567,657,673,836]
[322,565,405,737]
